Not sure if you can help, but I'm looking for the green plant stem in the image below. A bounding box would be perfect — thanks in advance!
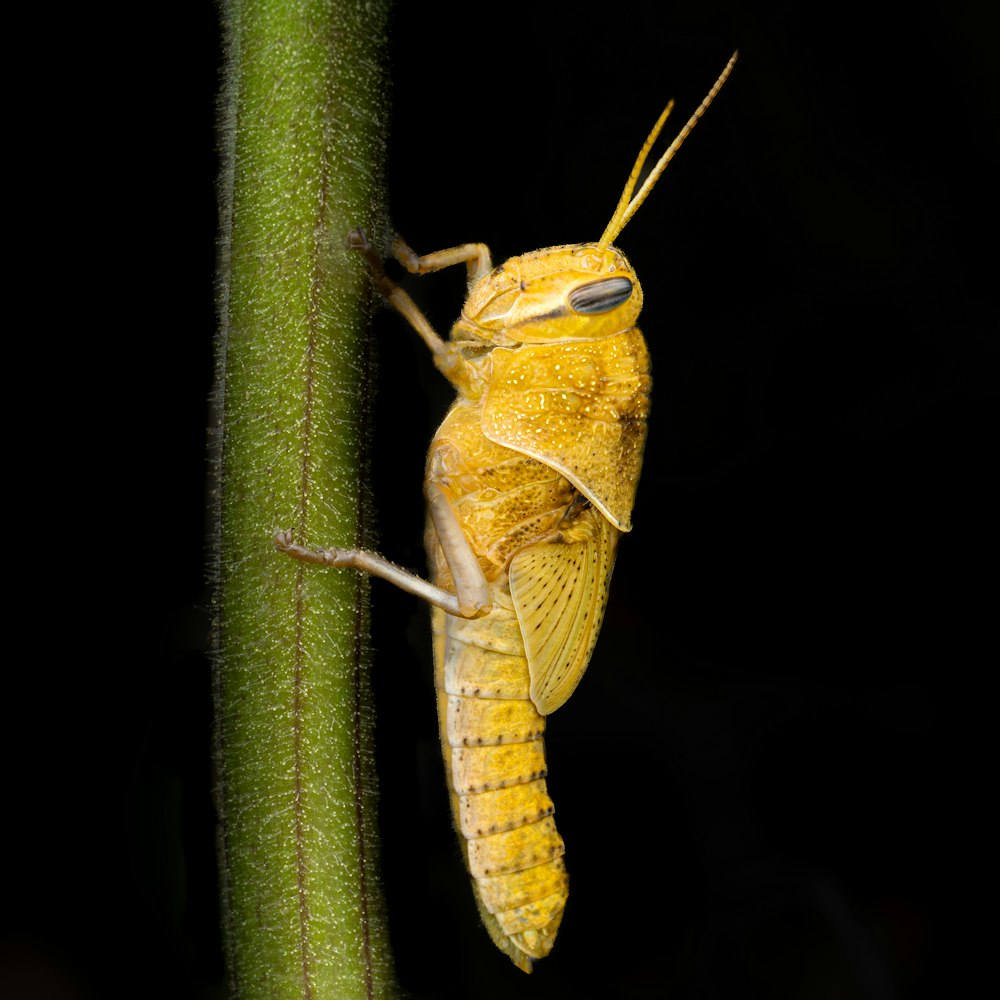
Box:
[213,1,395,997]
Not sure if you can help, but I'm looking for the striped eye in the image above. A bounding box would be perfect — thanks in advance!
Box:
[568,277,634,315]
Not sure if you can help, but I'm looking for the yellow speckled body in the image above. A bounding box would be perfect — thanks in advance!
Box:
[275,53,735,973]
[423,319,648,968]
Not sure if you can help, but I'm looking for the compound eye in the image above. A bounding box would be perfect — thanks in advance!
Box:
[568,276,633,314]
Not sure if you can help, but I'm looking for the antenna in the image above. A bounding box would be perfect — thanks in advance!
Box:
[598,50,738,248]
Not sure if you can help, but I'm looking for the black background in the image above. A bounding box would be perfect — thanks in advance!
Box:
[6,2,994,998]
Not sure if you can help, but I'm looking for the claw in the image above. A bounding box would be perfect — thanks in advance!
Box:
[346,227,369,252]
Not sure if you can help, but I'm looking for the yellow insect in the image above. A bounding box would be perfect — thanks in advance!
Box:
[276,52,737,972]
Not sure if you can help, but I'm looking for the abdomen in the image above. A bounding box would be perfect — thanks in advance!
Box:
[432,601,568,971]
[425,400,576,970]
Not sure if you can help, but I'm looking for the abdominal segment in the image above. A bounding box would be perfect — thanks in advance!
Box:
[434,605,568,970]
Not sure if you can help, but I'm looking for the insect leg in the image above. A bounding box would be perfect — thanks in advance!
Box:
[275,529,489,619]
[274,481,492,617]
[391,235,492,285]
[348,229,478,394]
[425,482,491,618]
